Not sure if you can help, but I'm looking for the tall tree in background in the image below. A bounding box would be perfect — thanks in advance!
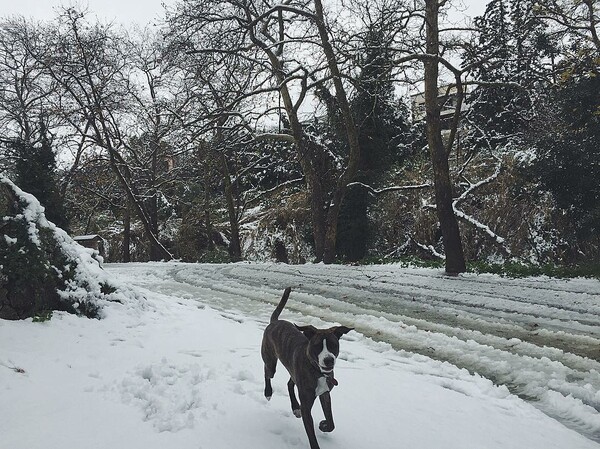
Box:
[164,22,265,262]
[312,0,362,263]
[465,0,554,150]
[39,8,173,260]
[336,18,410,261]
[126,31,190,260]
[0,18,52,147]
[191,54,258,263]
[167,0,361,263]
[531,76,600,245]
[423,0,466,274]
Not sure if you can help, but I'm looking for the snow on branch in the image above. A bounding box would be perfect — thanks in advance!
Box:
[452,159,511,255]
[454,159,502,206]
[413,239,446,260]
[453,208,510,254]
[423,158,511,255]
[253,132,296,144]
[347,181,432,196]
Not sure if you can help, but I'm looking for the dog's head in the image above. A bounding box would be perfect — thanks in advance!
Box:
[295,324,353,373]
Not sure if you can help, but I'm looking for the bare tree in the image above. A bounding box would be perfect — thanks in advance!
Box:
[189,53,260,262]
[163,27,262,261]
[126,29,196,260]
[167,0,362,263]
[38,8,172,260]
[351,0,500,272]
[538,0,600,53]
[343,0,470,272]
[0,18,55,156]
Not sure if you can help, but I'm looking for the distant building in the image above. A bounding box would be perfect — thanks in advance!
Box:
[411,84,470,128]
[73,234,106,257]
[411,85,471,156]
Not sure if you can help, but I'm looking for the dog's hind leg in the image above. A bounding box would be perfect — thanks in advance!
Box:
[262,349,277,400]
[287,378,301,417]
[318,392,335,432]
[263,361,276,400]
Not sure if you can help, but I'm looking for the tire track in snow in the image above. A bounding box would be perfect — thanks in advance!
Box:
[217,263,600,357]
[106,262,600,443]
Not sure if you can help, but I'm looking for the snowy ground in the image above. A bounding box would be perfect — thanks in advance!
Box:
[1,262,599,449]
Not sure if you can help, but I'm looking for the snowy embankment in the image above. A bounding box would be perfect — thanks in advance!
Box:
[0,176,138,318]
[1,262,599,449]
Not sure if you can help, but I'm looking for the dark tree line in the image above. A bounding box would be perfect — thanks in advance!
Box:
[0,0,598,272]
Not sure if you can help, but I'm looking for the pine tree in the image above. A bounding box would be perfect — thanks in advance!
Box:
[465,0,553,149]
[13,122,69,230]
[531,76,600,242]
[336,25,410,262]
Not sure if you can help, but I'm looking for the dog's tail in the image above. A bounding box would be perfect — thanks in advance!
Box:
[270,287,292,323]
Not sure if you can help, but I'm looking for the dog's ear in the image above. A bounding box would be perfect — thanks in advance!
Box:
[295,324,318,339]
[333,326,353,339]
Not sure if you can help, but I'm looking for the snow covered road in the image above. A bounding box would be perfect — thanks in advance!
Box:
[106,262,600,443]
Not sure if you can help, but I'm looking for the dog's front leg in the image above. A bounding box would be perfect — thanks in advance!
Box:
[318,392,335,432]
[288,378,302,417]
[299,393,320,449]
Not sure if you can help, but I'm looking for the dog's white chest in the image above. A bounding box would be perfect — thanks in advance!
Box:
[315,376,330,397]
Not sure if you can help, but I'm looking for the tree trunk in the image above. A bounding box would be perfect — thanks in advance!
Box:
[37,10,172,261]
[122,197,131,263]
[147,193,161,261]
[221,154,242,262]
[204,183,214,252]
[106,150,172,261]
[306,160,327,262]
[247,23,329,262]
[424,0,466,274]
[313,0,362,264]
[323,218,339,264]
[148,143,162,261]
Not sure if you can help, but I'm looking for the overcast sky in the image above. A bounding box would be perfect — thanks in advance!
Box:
[0,0,173,25]
[0,0,486,26]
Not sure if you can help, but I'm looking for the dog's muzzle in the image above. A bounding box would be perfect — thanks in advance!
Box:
[319,356,335,373]
[318,341,336,373]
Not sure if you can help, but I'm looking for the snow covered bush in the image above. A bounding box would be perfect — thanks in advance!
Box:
[241,192,313,264]
[367,150,590,267]
[0,176,138,320]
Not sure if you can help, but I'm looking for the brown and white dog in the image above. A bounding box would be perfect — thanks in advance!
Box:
[261,287,352,449]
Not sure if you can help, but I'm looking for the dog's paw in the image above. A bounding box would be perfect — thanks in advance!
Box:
[319,420,334,433]
[264,386,273,400]
[293,409,302,418]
